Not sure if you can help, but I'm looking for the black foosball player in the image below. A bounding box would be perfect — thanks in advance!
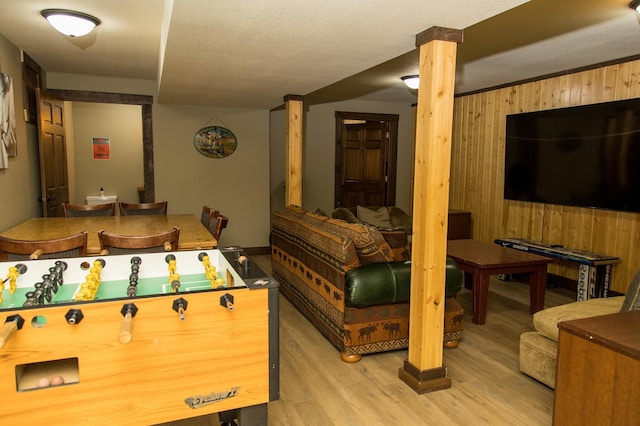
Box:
[127,257,142,297]
[23,291,37,307]
[42,260,68,302]
[42,274,54,303]
[49,260,68,292]
[33,282,45,305]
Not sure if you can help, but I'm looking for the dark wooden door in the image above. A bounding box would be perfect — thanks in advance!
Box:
[335,112,398,208]
[36,90,69,217]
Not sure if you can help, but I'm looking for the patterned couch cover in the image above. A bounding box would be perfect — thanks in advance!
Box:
[271,206,416,360]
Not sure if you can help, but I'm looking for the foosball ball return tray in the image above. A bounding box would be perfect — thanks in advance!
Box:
[0,248,279,425]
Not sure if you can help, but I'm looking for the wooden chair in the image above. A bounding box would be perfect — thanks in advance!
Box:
[0,232,88,260]
[200,205,218,228]
[62,202,116,217]
[119,201,168,216]
[98,227,180,255]
[201,205,229,241]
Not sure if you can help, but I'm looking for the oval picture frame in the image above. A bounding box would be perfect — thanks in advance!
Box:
[193,125,237,158]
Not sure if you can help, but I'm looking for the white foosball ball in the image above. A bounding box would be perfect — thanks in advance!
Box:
[0,248,279,425]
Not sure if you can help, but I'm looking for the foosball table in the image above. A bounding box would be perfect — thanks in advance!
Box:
[0,248,279,425]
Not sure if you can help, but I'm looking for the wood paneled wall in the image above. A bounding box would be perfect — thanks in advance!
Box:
[450,59,640,294]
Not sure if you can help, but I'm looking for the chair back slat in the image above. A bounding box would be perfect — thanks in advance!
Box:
[201,205,229,241]
[0,232,89,260]
[201,205,219,227]
[63,202,116,217]
[98,227,180,255]
[119,201,168,216]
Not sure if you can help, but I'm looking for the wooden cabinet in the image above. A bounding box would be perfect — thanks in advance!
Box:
[553,311,640,425]
[447,210,471,240]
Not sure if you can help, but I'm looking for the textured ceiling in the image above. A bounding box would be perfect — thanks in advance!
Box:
[0,0,638,110]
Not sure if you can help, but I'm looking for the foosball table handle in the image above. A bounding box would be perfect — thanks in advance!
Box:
[118,312,134,344]
[0,315,25,349]
[118,303,138,344]
[29,249,43,260]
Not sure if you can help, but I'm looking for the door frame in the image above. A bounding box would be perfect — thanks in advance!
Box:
[46,89,155,203]
[36,90,68,216]
[334,111,399,208]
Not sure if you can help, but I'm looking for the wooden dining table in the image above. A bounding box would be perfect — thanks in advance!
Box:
[0,214,217,255]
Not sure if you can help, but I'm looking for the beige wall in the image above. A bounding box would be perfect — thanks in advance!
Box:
[153,104,270,248]
[2,33,413,249]
[69,102,144,204]
[0,34,41,230]
[270,99,415,216]
[46,73,271,248]
[450,60,640,293]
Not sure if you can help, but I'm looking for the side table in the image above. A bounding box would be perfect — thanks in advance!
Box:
[447,239,553,324]
[553,311,640,425]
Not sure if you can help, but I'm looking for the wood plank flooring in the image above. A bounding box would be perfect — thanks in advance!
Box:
[160,255,574,426]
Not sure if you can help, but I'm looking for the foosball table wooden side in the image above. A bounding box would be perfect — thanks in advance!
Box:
[0,287,271,425]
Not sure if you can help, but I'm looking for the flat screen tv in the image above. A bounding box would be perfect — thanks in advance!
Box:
[504,98,640,213]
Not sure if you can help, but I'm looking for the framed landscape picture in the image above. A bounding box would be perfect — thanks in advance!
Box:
[194,125,237,159]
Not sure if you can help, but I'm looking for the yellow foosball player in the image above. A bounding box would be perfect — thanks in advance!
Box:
[198,252,224,288]
[1,264,27,304]
[166,254,180,292]
[75,259,105,301]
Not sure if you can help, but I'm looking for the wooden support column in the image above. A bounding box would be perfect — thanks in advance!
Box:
[409,103,417,216]
[398,26,463,394]
[284,95,304,207]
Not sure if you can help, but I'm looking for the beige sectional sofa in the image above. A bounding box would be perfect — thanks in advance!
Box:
[519,267,640,388]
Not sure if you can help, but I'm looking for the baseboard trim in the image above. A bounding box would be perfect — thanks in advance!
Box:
[243,246,271,255]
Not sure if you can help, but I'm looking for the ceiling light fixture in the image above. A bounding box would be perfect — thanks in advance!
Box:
[41,9,101,37]
[401,75,420,90]
[630,0,640,13]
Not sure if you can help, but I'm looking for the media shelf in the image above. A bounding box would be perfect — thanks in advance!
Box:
[494,238,620,301]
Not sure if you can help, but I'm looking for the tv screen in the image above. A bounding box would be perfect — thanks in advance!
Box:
[504,99,640,213]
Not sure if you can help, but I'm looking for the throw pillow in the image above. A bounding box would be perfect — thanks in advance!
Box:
[620,267,640,311]
[323,217,396,264]
[331,207,359,223]
[357,206,393,229]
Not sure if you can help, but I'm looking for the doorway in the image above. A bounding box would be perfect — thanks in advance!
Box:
[334,111,398,208]
[47,89,155,204]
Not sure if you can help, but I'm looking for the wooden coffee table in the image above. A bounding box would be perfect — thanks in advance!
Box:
[447,239,553,325]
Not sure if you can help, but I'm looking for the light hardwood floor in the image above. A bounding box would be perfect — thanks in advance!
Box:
[161,255,574,426]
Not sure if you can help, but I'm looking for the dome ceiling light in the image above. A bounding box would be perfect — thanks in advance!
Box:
[401,75,420,90]
[41,9,101,37]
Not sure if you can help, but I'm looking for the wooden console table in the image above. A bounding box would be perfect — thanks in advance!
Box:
[494,238,620,300]
[553,311,640,425]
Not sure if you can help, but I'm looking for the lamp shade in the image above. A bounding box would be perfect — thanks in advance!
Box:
[401,75,420,90]
[41,9,101,37]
